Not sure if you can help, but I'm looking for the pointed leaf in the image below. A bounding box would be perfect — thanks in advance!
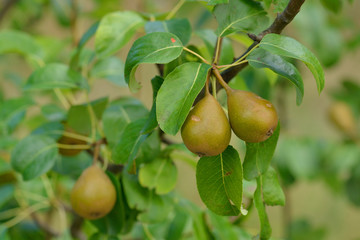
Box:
[11,135,60,181]
[95,11,144,58]
[90,57,126,87]
[24,63,89,91]
[214,0,268,37]
[259,34,325,93]
[124,32,183,92]
[243,123,280,181]
[247,48,304,105]
[196,146,243,216]
[254,177,272,239]
[156,62,211,135]
[262,167,285,206]
[145,18,192,45]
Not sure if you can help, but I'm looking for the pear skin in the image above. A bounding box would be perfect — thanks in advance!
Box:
[181,94,231,156]
[227,89,278,143]
[71,165,116,220]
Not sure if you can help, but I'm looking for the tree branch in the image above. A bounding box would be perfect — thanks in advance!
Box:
[221,0,305,83]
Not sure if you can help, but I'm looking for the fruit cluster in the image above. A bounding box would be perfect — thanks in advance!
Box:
[181,70,278,157]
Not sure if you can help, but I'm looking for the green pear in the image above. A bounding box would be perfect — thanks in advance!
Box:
[71,165,116,220]
[181,93,231,156]
[227,89,278,143]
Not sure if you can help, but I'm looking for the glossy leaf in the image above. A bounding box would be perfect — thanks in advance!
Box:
[67,97,109,136]
[156,62,211,135]
[24,63,88,91]
[243,123,280,181]
[90,57,126,87]
[124,32,183,92]
[103,97,148,146]
[11,135,60,181]
[254,177,272,240]
[0,30,44,62]
[259,34,325,93]
[214,0,268,37]
[145,18,192,45]
[262,167,285,206]
[139,158,177,194]
[95,11,144,58]
[196,146,242,216]
[247,48,304,105]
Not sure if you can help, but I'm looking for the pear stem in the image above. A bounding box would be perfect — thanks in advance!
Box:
[92,141,101,165]
[205,71,211,95]
[212,67,232,92]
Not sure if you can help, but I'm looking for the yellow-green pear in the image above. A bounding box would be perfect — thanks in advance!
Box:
[181,93,231,156]
[71,165,116,220]
[227,89,278,143]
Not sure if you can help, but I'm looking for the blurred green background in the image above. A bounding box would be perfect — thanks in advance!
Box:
[1,0,360,239]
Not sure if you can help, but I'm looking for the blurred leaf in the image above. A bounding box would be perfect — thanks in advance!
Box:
[195,29,234,65]
[139,158,177,194]
[345,163,360,206]
[262,167,285,206]
[141,76,164,134]
[196,146,242,216]
[208,0,228,4]
[207,210,242,240]
[24,63,88,91]
[67,97,109,136]
[79,21,100,48]
[320,0,342,13]
[145,18,192,45]
[31,121,64,140]
[156,62,210,135]
[41,104,66,122]
[52,151,92,177]
[91,172,126,235]
[243,123,280,180]
[11,135,60,181]
[90,57,126,87]
[259,34,325,94]
[7,222,46,240]
[288,219,326,240]
[122,172,173,223]
[165,205,189,240]
[50,0,71,26]
[95,11,144,58]
[247,48,304,105]
[254,177,272,240]
[103,97,148,147]
[124,32,183,92]
[273,0,289,12]
[214,0,268,37]
[0,184,15,208]
[0,30,44,64]
[0,97,33,135]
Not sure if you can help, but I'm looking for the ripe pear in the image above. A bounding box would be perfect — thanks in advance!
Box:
[226,89,278,143]
[181,93,231,157]
[328,101,357,137]
[71,165,116,220]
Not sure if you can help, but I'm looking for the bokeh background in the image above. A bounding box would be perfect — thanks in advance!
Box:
[1,0,360,239]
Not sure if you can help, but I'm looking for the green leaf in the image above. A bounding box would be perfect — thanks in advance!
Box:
[0,97,33,135]
[24,63,88,91]
[259,34,325,94]
[122,172,173,223]
[145,18,192,45]
[196,146,243,216]
[141,76,164,134]
[254,177,272,240]
[91,172,126,235]
[320,0,342,13]
[41,104,66,122]
[79,21,99,48]
[345,163,360,206]
[243,123,280,181]
[139,158,177,194]
[31,121,64,140]
[11,135,60,181]
[0,184,15,208]
[247,48,304,105]
[102,97,148,147]
[67,97,109,136]
[112,118,149,167]
[0,30,44,63]
[207,210,242,240]
[124,32,183,92]
[213,0,268,37]
[156,62,211,135]
[95,11,145,58]
[90,57,126,87]
[208,0,229,4]
[165,206,189,240]
[288,219,326,240]
[52,152,92,177]
[262,167,285,206]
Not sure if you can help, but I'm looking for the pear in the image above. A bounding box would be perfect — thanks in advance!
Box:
[181,93,231,157]
[58,125,87,156]
[226,89,278,143]
[329,101,357,137]
[71,165,116,220]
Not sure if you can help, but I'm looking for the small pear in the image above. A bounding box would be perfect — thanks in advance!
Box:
[181,93,231,156]
[226,89,278,143]
[71,165,116,220]
[328,101,357,137]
